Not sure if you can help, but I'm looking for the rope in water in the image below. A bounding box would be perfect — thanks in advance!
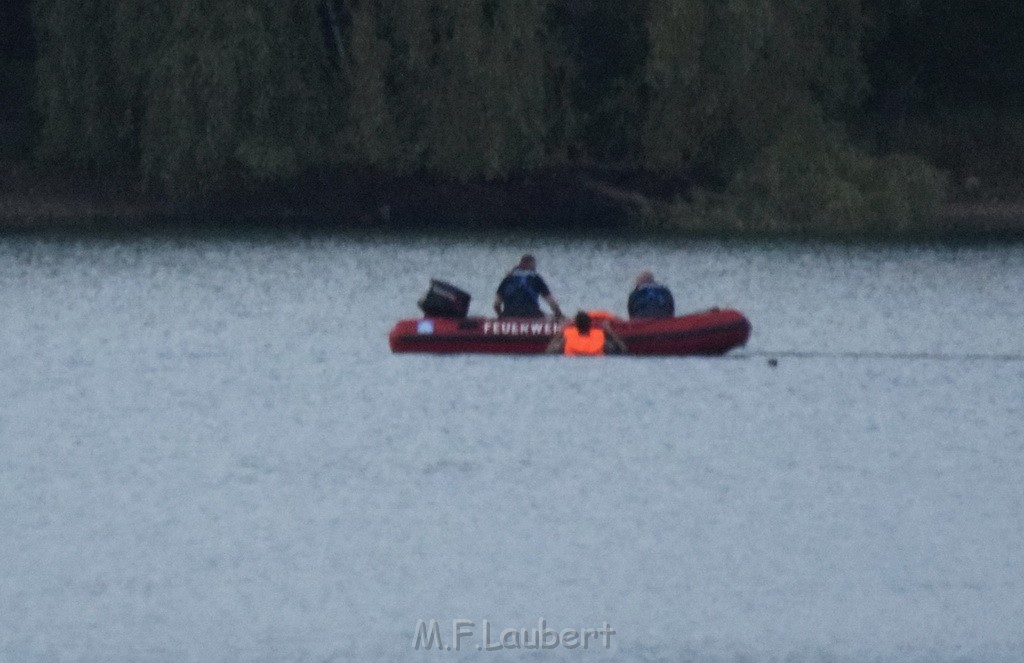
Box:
[739,349,1024,362]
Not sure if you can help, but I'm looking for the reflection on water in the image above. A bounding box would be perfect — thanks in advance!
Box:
[0,233,1022,662]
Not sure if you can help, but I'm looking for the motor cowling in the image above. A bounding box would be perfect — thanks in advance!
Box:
[418,280,471,318]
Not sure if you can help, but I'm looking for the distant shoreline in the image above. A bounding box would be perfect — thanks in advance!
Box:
[932,201,1024,236]
[2,161,1022,238]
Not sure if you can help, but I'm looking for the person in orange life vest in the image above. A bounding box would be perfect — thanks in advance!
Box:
[546,311,627,356]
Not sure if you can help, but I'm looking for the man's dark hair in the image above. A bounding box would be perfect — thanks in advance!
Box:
[574,311,592,334]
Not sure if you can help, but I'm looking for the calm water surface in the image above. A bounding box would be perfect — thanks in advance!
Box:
[1,233,1022,662]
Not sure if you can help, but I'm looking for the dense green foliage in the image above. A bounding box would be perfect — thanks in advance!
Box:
[21,0,1023,231]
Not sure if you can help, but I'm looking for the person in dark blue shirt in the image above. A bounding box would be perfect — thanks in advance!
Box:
[627,271,675,319]
[493,254,563,319]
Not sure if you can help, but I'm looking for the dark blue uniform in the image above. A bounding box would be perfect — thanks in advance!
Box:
[628,283,675,319]
[496,269,551,318]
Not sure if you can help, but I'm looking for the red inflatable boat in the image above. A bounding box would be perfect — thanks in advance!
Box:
[388,308,751,356]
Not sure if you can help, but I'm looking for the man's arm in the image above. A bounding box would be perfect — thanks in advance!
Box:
[601,320,628,354]
[542,294,563,320]
[545,332,565,354]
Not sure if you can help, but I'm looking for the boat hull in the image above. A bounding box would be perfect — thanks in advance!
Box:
[388,309,751,356]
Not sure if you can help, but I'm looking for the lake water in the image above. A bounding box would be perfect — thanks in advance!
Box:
[1,232,1022,662]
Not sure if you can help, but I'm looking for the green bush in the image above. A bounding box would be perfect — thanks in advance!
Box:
[649,107,947,236]
[715,109,947,235]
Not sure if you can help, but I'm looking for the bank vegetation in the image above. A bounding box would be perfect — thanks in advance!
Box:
[6,0,1023,235]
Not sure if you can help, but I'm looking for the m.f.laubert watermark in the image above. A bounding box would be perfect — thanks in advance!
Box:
[413,618,615,652]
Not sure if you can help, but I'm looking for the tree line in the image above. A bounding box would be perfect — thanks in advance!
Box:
[22,0,1024,231]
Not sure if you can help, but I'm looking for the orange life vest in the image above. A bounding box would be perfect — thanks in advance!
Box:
[563,326,605,356]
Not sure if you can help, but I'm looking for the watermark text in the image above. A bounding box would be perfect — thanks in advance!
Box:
[413,618,615,652]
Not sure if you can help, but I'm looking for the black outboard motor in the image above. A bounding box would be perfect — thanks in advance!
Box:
[418,280,471,318]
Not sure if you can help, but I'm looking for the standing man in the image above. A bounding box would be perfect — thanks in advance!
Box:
[627,271,675,319]
[494,254,563,319]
